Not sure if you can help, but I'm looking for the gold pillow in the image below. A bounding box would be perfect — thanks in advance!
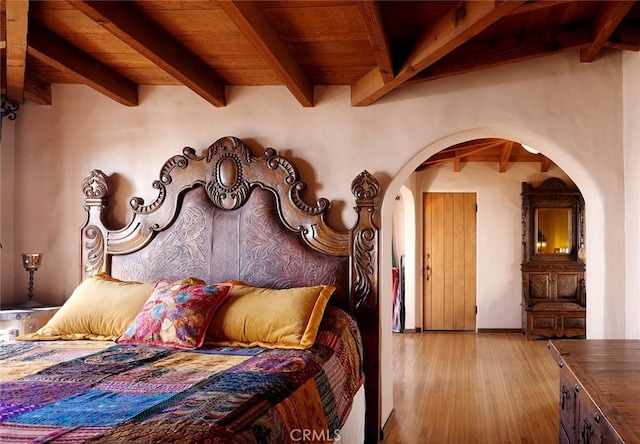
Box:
[205,281,334,349]
[17,273,158,341]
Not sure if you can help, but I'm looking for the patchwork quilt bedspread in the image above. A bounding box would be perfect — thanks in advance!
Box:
[0,306,363,443]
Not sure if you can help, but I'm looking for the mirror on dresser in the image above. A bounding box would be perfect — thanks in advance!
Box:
[521,177,586,340]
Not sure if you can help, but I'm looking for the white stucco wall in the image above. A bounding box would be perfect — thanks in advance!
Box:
[0,120,16,303]
[2,51,630,429]
[392,185,417,330]
[623,51,640,339]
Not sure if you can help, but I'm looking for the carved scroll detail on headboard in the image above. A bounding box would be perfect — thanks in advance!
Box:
[130,180,167,215]
[82,226,105,276]
[350,170,379,314]
[82,169,110,199]
[354,228,376,310]
[202,137,348,255]
[205,137,252,210]
[130,150,202,214]
[352,170,380,200]
[80,169,111,278]
[264,147,329,216]
[204,136,329,217]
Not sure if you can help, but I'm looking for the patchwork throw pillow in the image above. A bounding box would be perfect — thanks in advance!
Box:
[117,280,233,349]
[205,281,334,349]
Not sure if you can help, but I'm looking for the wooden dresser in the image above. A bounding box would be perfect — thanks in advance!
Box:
[548,340,640,443]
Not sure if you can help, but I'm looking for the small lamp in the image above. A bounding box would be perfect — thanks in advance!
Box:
[536,231,547,253]
[21,253,43,308]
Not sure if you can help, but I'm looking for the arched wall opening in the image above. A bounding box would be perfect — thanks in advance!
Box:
[379,126,608,425]
[392,186,417,330]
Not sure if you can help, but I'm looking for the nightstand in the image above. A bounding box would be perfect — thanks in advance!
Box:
[0,306,60,341]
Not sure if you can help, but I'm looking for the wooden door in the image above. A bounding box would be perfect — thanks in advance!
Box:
[423,193,476,331]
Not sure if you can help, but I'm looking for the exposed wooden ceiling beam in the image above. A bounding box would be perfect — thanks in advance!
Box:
[397,1,523,75]
[580,1,635,62]
[416,141,505,171]
[408,25,592,85]
[415,138,558,173]
[423,145,497,164]
[499,141,514,173]
[356,0,394,83]
[23,78,51,105]
[606,19,640,51]
[27,21,138,106]
[449,138,505,150]
[5,0,29,102]
[69,0,226,107]
[508,0,573,15]
[351,0,525,106]
[217,0,313,107]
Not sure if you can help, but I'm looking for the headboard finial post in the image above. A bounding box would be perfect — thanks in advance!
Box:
[82,169,110,201]
[80,169,111,279]
[349,170,379,310]
[352,170,380,203]
[350,169,380,444]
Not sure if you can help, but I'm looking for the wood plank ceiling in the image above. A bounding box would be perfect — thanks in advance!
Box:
[415,138,553,173]
[2,0,639,170]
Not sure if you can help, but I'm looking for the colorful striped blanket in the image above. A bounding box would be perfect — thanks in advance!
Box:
[0,306,363,443]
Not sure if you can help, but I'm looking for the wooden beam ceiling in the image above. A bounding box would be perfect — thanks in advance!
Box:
[409,25,593,85]
[68,0,226,107]
[608,19,640,50]
[417,139,505,169]
[356,0,394,84]
[351,0,526,106]
[27,21,138,106]
[499,141,514,173]
[217,0,313,107]
[23,77,51,105]
[416,139,555,173]
[5,0,29,103]
[580,1,636,62]
[2,0,638,108]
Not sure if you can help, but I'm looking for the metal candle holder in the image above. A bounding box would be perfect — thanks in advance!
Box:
[21,253,43,308]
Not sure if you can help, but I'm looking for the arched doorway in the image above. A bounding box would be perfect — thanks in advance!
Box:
[378,127,607,426]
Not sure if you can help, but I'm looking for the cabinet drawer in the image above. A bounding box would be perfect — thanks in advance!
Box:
[525,309,585,340]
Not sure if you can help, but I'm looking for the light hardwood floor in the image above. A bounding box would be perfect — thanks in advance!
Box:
[382,332,559,444]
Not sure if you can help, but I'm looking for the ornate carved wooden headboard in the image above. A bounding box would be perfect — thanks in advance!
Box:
[79,136,381,443]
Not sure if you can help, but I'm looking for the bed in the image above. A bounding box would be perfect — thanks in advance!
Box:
[0,137,380,443]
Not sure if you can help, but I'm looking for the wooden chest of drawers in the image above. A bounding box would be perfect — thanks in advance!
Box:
[521,265,586,340]
[522,301,586,341]
[548,340,640,443]
[0,307,59,340]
